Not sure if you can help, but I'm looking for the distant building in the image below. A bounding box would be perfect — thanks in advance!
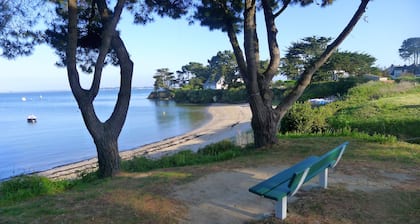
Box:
[331,70,350,81]
[388,64,420,79]
[203,75,227,90]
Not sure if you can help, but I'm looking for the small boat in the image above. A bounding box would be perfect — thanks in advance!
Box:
[27,115,37,123]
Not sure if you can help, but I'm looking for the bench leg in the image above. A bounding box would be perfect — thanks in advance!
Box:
[319,168,328,189]
[275,196,288,220]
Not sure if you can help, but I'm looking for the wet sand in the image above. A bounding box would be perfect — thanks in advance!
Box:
[37,104,252,180]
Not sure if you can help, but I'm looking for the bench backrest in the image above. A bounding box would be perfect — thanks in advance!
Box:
[288,168,310,197]
[304,141,348,182]
[249,156,319,196]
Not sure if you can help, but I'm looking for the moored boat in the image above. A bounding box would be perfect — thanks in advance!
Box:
[27,115,37,123]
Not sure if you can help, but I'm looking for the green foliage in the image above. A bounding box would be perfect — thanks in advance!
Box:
[122,141,246,172]
[399,37,420,65]
[0,176,72,203]
[0,0,44,59]
[321,51,378,76]
[193,0,243,33]
[220,87,247,103]
[153,68,174,91]
[299,77,363,101]
[280,80,420,143]
[345,81,417,102]
[395,73,418,82]
[173,89,220,104]
[180,62,209,83]
[328,81,420,141]
[282,36,332,80]
[174,88,247,104]
[280,128,398,144]
[281,36,379,81]
[280,101,336,133]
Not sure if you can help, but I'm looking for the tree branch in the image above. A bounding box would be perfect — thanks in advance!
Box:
[275,0,370,116]
[67,0,84,99]
[274,0,291,18]
[262,0,281,81]
[90,0,125,99]
[227,24,248,84]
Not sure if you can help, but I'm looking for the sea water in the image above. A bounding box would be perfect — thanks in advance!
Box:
[0,88,209,180]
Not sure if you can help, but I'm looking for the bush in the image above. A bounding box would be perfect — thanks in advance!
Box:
[220,88,248,103]
[0,176,72,202]
[280,102,336,134]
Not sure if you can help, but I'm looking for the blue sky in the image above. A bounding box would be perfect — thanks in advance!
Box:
[1,0,419,92]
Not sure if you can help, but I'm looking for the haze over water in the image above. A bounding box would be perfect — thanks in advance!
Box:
[0,88,209,180]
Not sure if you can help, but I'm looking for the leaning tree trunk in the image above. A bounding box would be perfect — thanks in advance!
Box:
[243,0,370,148]
[67,0,133,178]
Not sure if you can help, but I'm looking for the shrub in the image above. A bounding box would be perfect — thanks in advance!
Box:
[280,102,336,134]
[0,176,72,202]
[220,88,248,103]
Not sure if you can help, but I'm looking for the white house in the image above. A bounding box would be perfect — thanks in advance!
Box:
[203,76,227,90]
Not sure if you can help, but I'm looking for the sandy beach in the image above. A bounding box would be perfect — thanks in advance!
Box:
[37,104,252,180]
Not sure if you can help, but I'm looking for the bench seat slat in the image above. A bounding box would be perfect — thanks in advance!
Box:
[249,156,318,196]
[263,183,289,200]
[264,168,309,200]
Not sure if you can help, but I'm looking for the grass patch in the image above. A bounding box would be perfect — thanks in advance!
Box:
[282,81,420,143]
[121,140,251,172]
[248,187,419,224]
[0,175,73,204]
[0,137,419,223]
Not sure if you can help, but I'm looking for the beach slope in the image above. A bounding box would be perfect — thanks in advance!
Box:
[37,104,252,179]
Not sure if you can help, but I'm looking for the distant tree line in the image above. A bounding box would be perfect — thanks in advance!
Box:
[153,36,380,94]
[281,36,380,81]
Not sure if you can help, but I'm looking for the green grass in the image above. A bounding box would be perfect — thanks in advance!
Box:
[1,137,419,223]
[0,176,74,204]
[282,81,420,143]
[330,89,420,141]
[121,140,251,172]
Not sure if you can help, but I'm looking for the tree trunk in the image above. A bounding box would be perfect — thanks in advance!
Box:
[249,0,370,148]
[67,0,132,178]
[94,129,120,177]
[249,99,280,147]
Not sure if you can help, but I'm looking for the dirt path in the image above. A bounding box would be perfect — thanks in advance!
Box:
[172,164,419,224]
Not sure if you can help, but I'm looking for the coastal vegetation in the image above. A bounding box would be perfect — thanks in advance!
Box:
[191,0,371,148]
[1,0,372,178]
[1,137,418,223]
[1,80,419,223]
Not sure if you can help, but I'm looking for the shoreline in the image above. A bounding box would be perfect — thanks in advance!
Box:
[37,104,252,180]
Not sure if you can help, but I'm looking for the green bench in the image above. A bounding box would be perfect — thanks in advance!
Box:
[249,142,349,220]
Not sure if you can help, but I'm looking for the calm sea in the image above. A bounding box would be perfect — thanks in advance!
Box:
[0,88,209,180]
